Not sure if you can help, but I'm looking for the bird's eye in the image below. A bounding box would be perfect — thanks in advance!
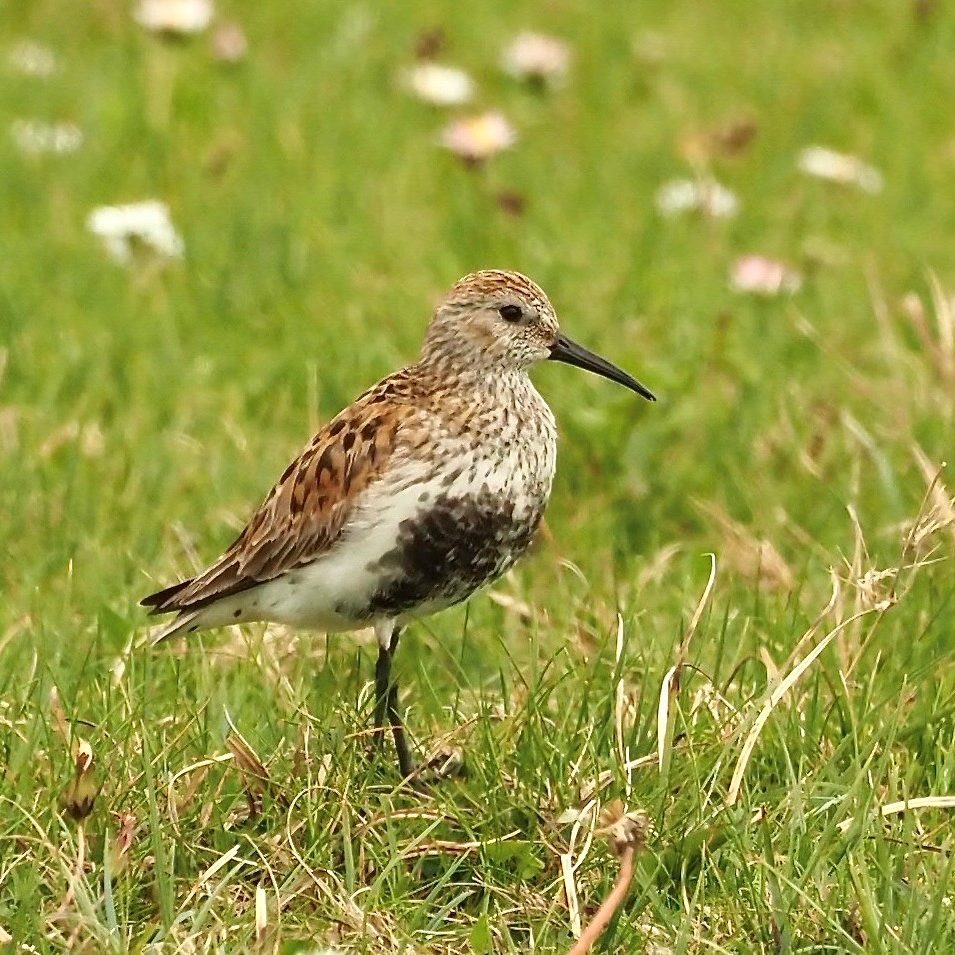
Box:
[499,304,523,322]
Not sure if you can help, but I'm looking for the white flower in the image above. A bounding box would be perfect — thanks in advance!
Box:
[11,119,82,155]
[655,178,739,219]
[729,255,802,296]
[797,146,883,193]
[135,0,214,35]
[7,40,56,77]
[87,201,184,265]
[405,63,474,106]
[501,32,571,84]
[440,111,517,162]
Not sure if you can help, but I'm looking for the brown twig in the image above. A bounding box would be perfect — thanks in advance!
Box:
[566,803,648,955]
[566,844,636,955]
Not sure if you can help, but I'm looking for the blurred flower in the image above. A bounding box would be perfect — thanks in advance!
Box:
[655,178,739,218]
[711,117,758,157]
[405,63,474,106]
[211,20,247,62]
[797,145,883,193]
[87,201,184,265]
[680,118,759,165]
[632,31,668,66]
[730,255,802,295]
[7,40,56,77]
[11,119,82,155]
[414,27,447,61]
[501,32,570,85]
[135,0,214,35]
[440,111,517,163]
[496,190,527,216]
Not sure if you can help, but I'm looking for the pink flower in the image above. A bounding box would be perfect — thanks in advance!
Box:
[501,33,570,85]
[211,21,247,63]
[729,256,802,296]
[440,111,517,163]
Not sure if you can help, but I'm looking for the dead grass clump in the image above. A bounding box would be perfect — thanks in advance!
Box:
[694,500,795,592]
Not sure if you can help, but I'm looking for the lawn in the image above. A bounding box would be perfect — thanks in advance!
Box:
[2,0,955,951]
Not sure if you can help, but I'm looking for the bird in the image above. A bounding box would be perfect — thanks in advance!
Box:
[142,270,655,780]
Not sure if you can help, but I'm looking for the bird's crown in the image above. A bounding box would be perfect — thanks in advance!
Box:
[421,269,560,373]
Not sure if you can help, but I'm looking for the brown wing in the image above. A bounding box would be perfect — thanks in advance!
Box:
[142,370,428,615]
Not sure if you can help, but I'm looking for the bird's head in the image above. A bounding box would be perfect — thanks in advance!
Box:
[421,269,655,400]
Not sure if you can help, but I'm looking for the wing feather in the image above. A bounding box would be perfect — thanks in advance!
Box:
[142,371,429,615]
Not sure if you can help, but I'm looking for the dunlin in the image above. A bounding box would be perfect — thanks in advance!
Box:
[143,270,654,778]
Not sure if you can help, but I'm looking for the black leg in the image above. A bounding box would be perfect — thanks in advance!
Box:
[373,643,392,746]
[373,628,416,779]
[387,681,415,780]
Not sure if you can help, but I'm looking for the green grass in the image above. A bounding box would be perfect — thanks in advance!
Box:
[2,0,955,951]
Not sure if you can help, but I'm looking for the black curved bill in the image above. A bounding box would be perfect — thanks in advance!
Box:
[548,334,656,401]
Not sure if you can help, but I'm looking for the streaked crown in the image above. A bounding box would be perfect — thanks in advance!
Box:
[421,269,560,371]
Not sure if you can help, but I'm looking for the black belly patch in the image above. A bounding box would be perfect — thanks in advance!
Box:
[362,490,542,619]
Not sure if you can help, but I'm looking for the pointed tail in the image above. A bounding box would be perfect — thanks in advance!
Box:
[149,609,203,645]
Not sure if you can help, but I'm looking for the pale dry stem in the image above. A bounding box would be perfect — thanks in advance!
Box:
[837,795,955,834]
[728,604,879,806]
[657,554,717,772]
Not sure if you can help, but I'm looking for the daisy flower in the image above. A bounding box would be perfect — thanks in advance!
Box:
[135,0,214,36]
[655,178,740,219]
[7,40,56,77]
[87,200,184,265]
[11,119,82,155]
[797,146,883,193]
[405,63,474,106]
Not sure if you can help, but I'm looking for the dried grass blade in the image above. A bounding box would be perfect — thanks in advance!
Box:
[728,606,875,805]
[657,555,717,772]
[837,795,955,834]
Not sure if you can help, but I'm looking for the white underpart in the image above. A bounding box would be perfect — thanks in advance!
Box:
[192,381,557,637]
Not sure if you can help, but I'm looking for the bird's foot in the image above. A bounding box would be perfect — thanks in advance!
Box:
[413,745,467,786]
